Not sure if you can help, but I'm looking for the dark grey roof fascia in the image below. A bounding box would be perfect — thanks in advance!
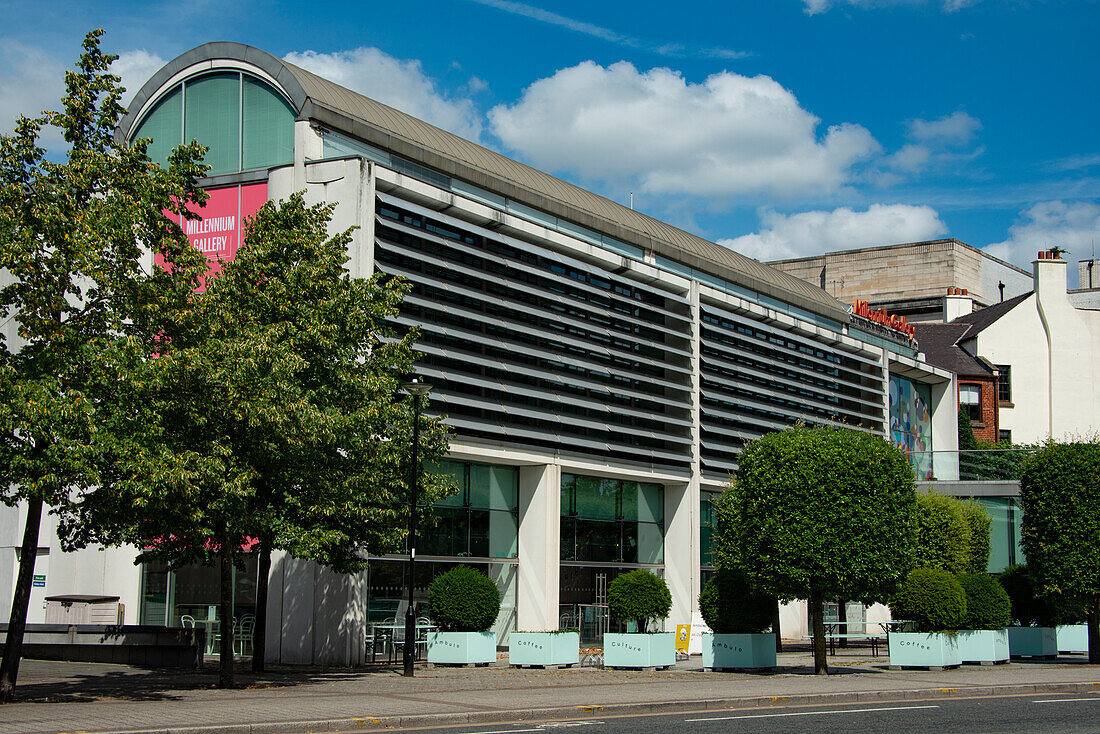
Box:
[119,43,849,324]
[951,291,1033,339]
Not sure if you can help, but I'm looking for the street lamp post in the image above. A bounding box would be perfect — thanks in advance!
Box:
[402,377,431,678]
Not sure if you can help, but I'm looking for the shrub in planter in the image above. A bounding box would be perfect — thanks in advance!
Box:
[607,569,672,632]
[998,564,1060,627]
[604,570,674,669]
[699,568,774,634]
[698,568,776,670]
[428,566,501,632]
[913,493,972,575]
[957,501,992,573]
[891,568,966,632]
[958,573,1011,630]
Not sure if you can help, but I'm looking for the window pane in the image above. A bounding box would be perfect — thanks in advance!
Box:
[429,460,466,507]
[637,522,664,564]
[575,476,617,520]
[133,85,181,168]
[575,520,618,562]
[488,509,518,558]
[184,73,240,175]
[960,384,980,404]
[241,76,294,171]
[560,517,575,561]
[470,464,517,510]
[421,506,467,556]
[560,474,575,516]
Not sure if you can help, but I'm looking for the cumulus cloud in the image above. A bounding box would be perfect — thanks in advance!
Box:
[0,40,66,147]
[113,50,168,107]
[803,0,979,13]
[883,110,983,176]
[984,201,1100,275]
[284,48,483,142]
[488,61,879,198]
[719,204,948,260]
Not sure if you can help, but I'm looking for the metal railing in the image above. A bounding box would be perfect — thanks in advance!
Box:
[911,448,1037,482]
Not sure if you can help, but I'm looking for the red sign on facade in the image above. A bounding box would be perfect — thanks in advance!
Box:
[158,182,267,288]
[852,299,916,340]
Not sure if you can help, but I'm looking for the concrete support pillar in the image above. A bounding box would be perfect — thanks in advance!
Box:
[930,377,959,480]
[517,463,560,632]
[663,480,695,631]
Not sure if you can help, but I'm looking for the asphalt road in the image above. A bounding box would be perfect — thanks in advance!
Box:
[365,693,1100,734]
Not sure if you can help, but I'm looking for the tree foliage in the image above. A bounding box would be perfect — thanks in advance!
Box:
[427,566,501,633]
[890,567,967,633]
[958,573,1011,630]
[958,500,992,573]
[718,427,918,674]
[0,29,207,701]
[698,568,775,634]
[607,569,671,632]
[1019,439,1100,662]
[913,492,972,575]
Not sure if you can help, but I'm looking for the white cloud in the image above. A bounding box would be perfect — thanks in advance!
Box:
[488,61,879,198]
[985,201,1100,275]
[720,204,948,260]
[883,110,983,176]
[804,0,979,13]
[284,48,483,142]
[908,110,980,146]
[113,50,168,107]
[0,40,66,147]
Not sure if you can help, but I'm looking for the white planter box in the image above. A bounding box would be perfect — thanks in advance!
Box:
[426,631,496,666]
[509,632,580,667]
[956,629,1009,663]
[888,632,961,668]
[1007,626,1058,658]
[1057,624,1088,653]
[602,632,675,669]
[701,633,776,670]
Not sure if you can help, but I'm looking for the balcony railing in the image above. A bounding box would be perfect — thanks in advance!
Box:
[910,449,1036,482]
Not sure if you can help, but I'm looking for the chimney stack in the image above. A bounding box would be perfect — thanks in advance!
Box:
[943,287,973,322]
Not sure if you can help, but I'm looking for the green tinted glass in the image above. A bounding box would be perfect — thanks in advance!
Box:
[242,77,294,170]
[428,460,466,507]
[184,73,240,175]
[133,85,181,167]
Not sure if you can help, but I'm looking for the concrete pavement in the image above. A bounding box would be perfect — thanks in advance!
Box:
[2,648,1098,734]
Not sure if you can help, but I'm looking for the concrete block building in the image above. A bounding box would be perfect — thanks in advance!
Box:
[2,43,956,663]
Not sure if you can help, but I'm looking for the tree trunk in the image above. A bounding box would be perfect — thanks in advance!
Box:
[773,599,783,652]
[0,498,44,702]
[218,537,235,688]
[251,540,271,674]
[837,598,848,648]
[1088,605,1099,665]
[809,588,828,675]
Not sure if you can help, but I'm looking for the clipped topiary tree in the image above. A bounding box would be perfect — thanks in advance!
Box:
[719,426,918,675]
[699,568,775,634]
[891,568,967,633]
[427,566,501,632]
[958,501,992,573]
[958,573,1011,630]
[607,569,672,632]
[1020,439,1100,663]
[913,492,972,575]
[998,564,1060,627]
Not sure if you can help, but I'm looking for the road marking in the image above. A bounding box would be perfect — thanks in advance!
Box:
[685,704,939,722]
[1033,698,1100,703]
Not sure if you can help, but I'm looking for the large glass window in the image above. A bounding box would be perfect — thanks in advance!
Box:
[960,384,982,422]
[560,473,663,564]
[420,460,519,559]
[973,497,1025,572]
[700,490,721,567]
[132,72,294,175]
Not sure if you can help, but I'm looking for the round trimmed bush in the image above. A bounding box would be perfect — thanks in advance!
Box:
[890,567,967,632]
[427,566,501,632]
[699,568,774,634]
[958,573,1011,630]
[607,569,672,632]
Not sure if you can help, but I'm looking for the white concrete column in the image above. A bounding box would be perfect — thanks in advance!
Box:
[517,463,560,632]
[662,480,695,631]
[930,377,959,480]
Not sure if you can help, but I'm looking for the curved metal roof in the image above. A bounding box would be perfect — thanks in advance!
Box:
[120,42,851,323]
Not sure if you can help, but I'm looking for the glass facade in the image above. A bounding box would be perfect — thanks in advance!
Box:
[421,460,518,559]
[700,490,721,567]
[974,496,1026,572]
[559,474,664,564]
[132,72,294,175]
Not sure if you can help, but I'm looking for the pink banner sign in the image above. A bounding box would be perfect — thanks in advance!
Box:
[159,182,268,288]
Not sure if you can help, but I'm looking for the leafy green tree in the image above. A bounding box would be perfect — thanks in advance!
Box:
[913,493,972,574]
[81,195,452,686]
[958,500,992,573]
[717,426,918,674]
[958,408,981,451]
[1019,440,1100,663]
[607,569,671,632]
[0,30,207,701]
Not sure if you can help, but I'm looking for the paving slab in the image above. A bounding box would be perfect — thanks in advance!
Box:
[1,649,1098,734]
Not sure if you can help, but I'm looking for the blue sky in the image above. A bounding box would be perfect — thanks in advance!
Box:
[2,0,1098,284]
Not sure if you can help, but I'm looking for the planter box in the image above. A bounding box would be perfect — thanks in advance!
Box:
[888,632,961,668]
[602,632,675,669]
[1007,626,1058,658]
[509,632,580,667]
[1057,624,1088,654]
[426,631,496,666]
[956,629,1009,664]
[701,633,776,670]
